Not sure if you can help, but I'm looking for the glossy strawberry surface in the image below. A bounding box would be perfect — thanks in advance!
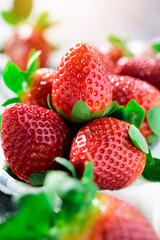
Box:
[4,24,51,71]
[117,57,160,90]
[52,43,112,119]
[108,75,160,139]
[21,68,56,109]
[1,104,70,182]
[84,194,159,240]
[70,117,146,190]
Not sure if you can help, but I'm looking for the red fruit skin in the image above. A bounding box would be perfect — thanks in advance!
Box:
[21,68,56,109]
[86,194,159,240]
[52,43,112,120]
[70,117,146,190]
[117,57,160,90]
[1,104,70,182]
[108,75,160,139]
[4,24,51,71]
[93,47,117,74]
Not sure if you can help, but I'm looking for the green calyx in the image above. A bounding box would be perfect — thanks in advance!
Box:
[1,0,32,26]
[108,34,134,57]
[57,99,145,126]
[147,105,160,143]
[1,50,41,107]
[35,12,58,31]
[0,160,100,240]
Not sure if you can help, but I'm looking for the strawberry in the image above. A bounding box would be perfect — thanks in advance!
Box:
[85,193,159,240]
[93,47,117,74]
[0,162,158,239]
[4,24,51,71]
[2,51,55,109]
[108,75,160,140]
[20,68,56,109]
[1,103,70,183]
[70,117,147,190]
[52,43,112,122]
[117,57,160,90]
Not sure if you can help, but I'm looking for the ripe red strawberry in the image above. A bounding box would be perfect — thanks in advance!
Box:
[52,43,112,120]
[70,117,146,190]
[85,193,159,240]
[108,75,160,140]
[117,57,160,90]
[4,24,51,71]
[21,68,56,109]
[1,103,70,182]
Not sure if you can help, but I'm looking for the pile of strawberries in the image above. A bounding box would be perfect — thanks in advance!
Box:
[1,35,160,238]
[1,39,160,191]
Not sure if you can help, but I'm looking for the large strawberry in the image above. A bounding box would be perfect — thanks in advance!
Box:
[70,117,148,190]
[117,57,160,90]
[52,43,112,123]
[2,51,55,109]
[0,163,158,240]
[1,103,70,182]
[4,24,51,71]
[107,75,160,141]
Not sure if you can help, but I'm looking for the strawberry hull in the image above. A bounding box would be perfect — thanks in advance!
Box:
[1,104,71,182]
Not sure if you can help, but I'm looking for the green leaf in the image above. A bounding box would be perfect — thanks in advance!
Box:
[110,106,127,121]
[54,157,77,178]
[47,94,56,112]
[1,0,32,26]
[2,62,23,94]
[1,10,21,25]
[108,34,133,57]
[29,172,49,186]
[151,42,160,52]
[142,157,160,181]
[44,171,85,222]
[27,50,41,77]
[148,133,160,144]
[35,12,57,31]
[71,100,92,123]
[57,107,70,121]
[147,105,160,137]
[0,193,53,240]
[91,111,101,119]
[146,147,154,165]
[126,100,145,129]
[102,101,119,117]
[128,125,149,154]
[2,97,20,107]
[13,0,32,19]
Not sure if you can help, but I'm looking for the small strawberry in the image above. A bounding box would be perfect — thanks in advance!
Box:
[2,51,55,109]
[107,75,160,140]
[1,103,70,182]
[117,57,160,90]
[52,43,112,123]
[70,117,147,190]
[20,68,56,109]
[4,24,51,71]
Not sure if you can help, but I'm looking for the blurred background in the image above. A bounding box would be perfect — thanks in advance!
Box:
[0,0,160,52]
[0,0,160,106]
